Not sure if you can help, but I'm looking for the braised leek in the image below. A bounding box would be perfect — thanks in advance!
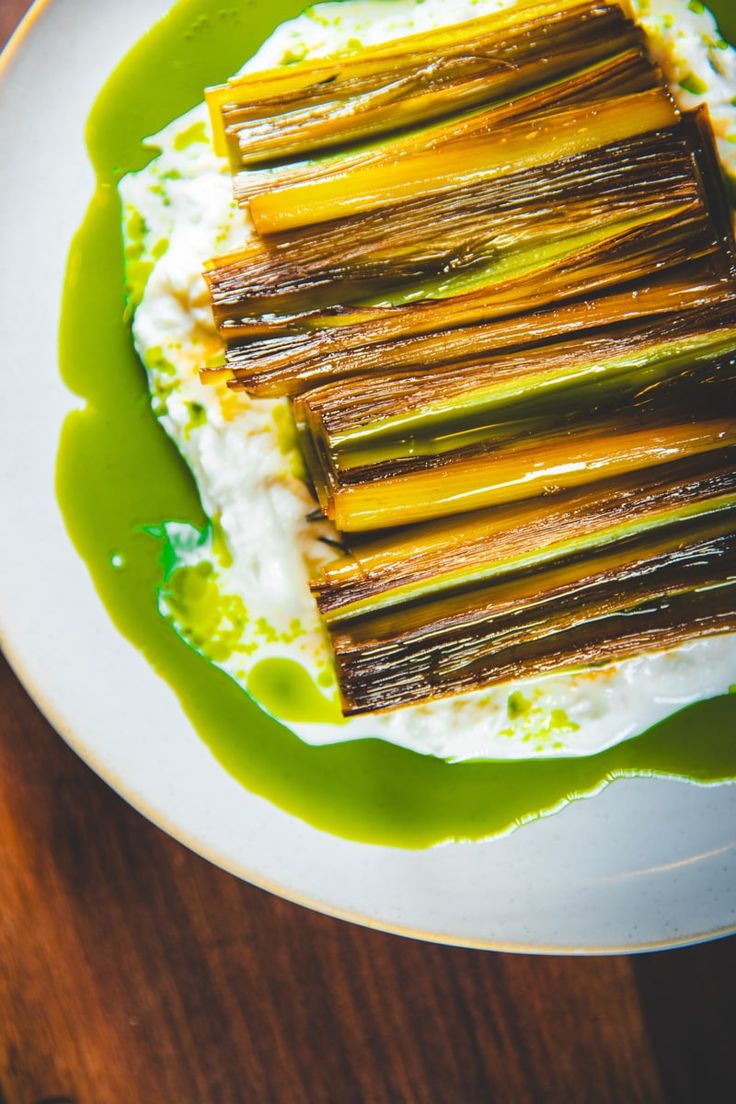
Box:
[202,1,736,715]
[208,0,643,168]
[311,454,736,623]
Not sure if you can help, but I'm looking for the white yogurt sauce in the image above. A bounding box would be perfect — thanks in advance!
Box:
[120,0,736,762]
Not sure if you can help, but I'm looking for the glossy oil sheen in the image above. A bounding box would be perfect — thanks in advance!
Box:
[56,0,736,848]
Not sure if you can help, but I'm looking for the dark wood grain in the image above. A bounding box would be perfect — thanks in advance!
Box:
[0,654,662,1104]
[1,3,735,1102]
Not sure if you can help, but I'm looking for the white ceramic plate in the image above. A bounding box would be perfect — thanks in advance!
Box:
[1,0,735,954]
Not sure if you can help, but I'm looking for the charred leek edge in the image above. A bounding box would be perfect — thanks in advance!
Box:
[248,89,678,233]
[232,47,659,204]
[218,207,723,396]
[330,524,736,713]
[208,1,639,166]
[228,26,645,170]
[315,420,736,531]
[337,576,736,714]
[311,455,736,622]
[211,125,697,319]
[220,200,699,329]
[207,263,734,393]
[297,304,736,450]
[337,515,736,647]
[209,112,732,399]
[303,364,736,501]
[325,356,736,476]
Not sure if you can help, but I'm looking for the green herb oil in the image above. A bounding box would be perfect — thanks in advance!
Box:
[56,0,736,848]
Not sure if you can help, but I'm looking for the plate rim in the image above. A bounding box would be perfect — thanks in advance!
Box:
[2,0,735,957]
[7,630,736,957]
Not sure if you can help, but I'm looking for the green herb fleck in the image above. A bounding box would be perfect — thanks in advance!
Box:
[173,121,209,151]
[679,73,708,96]
[184,401,207,438]
[507,691,532,720]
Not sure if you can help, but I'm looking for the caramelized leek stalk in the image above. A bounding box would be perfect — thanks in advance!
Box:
[208,264,734,393]
[331,525,736,714]
[210,111,733,398]
[298,301,736,452]
[223,200,702,332]
[232,46,659,204]
[248,89,677,233]
[208,1,643,167]
[220,205,725,395]
[210,125,698,319]
[325,356,736,477]
[311,419,736,531]
[311,454,736,622]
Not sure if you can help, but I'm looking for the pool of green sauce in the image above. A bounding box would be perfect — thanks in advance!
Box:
[56,0,736,849]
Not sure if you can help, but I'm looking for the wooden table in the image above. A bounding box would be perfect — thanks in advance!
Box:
[2,3,735,1101]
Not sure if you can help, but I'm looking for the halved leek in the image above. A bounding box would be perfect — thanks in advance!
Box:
[208,1,641,167]
[249,89,678,233]
[311,453,736,622]
[220,204,723,395]
[208,263,735,394]
[299,300,736,452]
[331,522,736,713]
[232,46,659,204]
[319,419,736,531]
[210,124,696,320]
